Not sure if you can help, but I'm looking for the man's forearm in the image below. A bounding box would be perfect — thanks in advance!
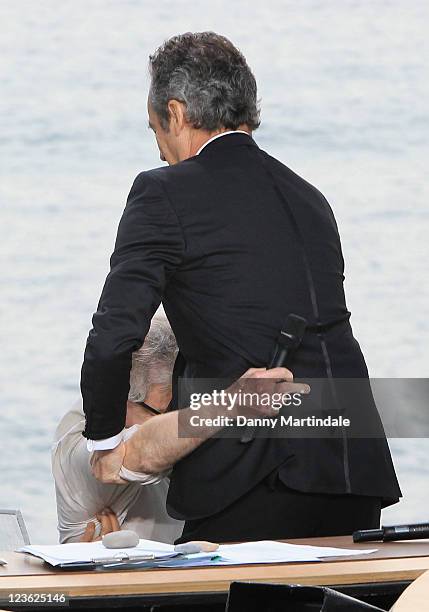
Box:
[123,402,236,474]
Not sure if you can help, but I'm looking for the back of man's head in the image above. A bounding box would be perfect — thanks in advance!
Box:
[148,31,261,133]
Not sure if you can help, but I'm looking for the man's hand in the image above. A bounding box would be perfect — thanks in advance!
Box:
[90,403,158,483]
[79,508,121,542]
[90,442,127,484]
[226,366,310,417]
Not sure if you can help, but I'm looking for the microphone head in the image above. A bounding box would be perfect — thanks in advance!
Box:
[279,314,307,349]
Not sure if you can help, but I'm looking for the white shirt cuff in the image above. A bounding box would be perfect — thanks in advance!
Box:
[86,431,125,452]
[86,424,141,452]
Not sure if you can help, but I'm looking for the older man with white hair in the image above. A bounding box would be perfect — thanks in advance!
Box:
[51,312,184,543]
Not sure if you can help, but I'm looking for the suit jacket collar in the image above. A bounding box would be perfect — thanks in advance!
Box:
[196,131,259,156]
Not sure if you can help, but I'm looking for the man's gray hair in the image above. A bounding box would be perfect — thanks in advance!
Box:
[128,312,178,402]
[148,31,261,132]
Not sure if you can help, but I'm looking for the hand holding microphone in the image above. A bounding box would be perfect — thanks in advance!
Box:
[240,313,308,442]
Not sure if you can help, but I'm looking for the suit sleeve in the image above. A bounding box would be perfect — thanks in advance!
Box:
[81,171,185,439]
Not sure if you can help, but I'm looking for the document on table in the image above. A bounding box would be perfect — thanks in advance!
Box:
[218,540,377,564]
[17,539,181,567]
[18,539,377,569]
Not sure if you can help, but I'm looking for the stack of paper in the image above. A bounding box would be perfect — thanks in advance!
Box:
[18,538,377,569]
[17,539,181,567]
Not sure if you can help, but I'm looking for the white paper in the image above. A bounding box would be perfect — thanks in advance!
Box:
[17,538,176,566]
[17,538,377,568]
[218,540,377,565]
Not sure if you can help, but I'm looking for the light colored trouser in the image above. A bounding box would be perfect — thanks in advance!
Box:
[51,399,184,543]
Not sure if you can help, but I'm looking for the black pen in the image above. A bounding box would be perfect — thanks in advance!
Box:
[58,553,156,570]
[353,522,429,543]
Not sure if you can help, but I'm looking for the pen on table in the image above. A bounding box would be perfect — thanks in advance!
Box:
[58,553,156,570]
[94,553,156,564]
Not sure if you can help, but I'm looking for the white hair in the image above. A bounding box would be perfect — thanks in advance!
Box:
[128,308,178,402]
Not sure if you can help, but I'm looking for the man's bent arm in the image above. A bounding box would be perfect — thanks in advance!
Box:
[123,367,300,475]
[81,172,185,440]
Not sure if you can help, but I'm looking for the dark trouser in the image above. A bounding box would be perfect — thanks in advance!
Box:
[176,470,381,544]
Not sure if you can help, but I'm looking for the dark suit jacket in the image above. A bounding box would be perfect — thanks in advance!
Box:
[81,132,401,518]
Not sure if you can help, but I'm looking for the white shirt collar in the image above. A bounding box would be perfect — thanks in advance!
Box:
[196,130,251,156]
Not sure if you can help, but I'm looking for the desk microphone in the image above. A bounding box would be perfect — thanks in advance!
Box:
[353,522,429,543]
[240,313,307,443]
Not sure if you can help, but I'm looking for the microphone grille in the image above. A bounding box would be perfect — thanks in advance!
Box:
[284,314,307,343]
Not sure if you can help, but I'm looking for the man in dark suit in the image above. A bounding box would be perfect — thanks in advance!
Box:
[81,31,401,542]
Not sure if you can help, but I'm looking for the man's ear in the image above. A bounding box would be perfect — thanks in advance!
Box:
[167,99,186,136]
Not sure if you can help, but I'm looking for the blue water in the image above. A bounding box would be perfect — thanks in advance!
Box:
[1,1,428,543]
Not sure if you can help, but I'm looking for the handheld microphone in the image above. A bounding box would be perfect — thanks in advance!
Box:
[267,314,308,369]
[240,313,307,443]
